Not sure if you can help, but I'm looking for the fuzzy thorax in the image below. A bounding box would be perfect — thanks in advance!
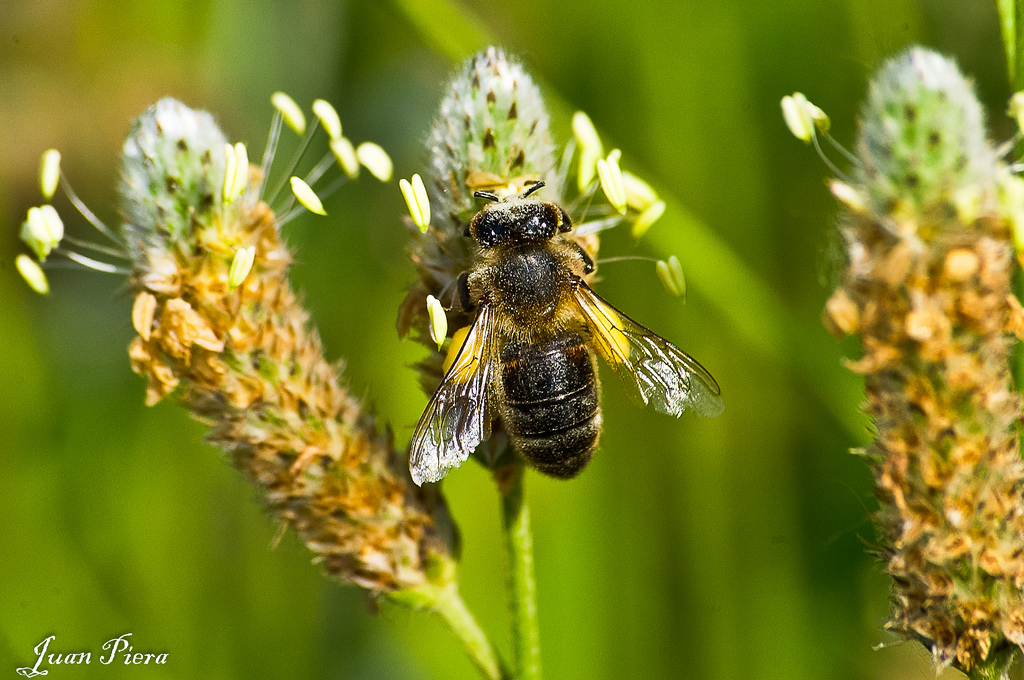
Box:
[824,49,1024,672]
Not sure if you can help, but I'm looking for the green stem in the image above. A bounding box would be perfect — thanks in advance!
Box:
[431,583,510,680]
[390,577,509,680]
[500,462,542,680]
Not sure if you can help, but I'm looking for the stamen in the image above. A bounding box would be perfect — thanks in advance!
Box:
[426,294,448,350]
[356,143,393,182]
[257,112,284,201]
[400,174,431,231]
[289,177,327,215]
[312,99,342,140]
[266,117,321,205]
[330,137,360,178]
[15,254,49,294]
[271,92,307,135]
[62,234,130,260]
[56,248,128,274]
[39,149,61,200]
[596,149,626,214]
[631,200,666,241]
[572,111,603,190]
[59,171,123,245]
[229,245,257,290]
[656,256,686,298]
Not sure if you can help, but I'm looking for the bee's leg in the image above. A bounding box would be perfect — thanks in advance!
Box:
[570,242,595,275]
[457,271,475,312]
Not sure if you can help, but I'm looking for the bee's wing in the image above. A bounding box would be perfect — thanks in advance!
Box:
[409,303,499,485]
[571,280,724,418]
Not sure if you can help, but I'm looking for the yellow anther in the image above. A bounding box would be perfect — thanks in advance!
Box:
[330,137,360,179]
[356,142,393,182]
[597,149,626,214]
[312,99,342,140]
[426,294,448,350]
[290,177,326,215]
[16,254,49,295]
[228,245,257,290]
[400,174,431,232]
[39,149,61,200]
[631,200,666,241]
[271,92,307,135]
[656,256,685,298]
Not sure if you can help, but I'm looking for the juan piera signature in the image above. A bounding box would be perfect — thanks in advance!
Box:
[16,634,168,676]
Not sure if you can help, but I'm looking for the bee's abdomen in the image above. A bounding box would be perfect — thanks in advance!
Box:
[499,332,600,478]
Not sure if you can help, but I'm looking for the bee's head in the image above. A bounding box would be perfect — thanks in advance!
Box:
[467,182,572,248]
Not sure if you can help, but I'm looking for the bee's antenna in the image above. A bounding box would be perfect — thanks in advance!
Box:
[473,191,500,202]
[522,180,546,198]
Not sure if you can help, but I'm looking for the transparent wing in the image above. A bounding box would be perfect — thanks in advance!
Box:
[409,303,499,485]
[571,280,724,418]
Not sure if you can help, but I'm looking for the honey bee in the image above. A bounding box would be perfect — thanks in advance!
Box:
[409,182,723,485]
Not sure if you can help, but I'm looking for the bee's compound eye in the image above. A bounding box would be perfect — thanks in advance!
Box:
[471,209,505,247]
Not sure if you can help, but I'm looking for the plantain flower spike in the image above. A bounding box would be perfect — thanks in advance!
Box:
[118,97,454,597]
[821,47,1024,675]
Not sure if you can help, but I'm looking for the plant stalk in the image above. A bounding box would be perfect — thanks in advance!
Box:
[500,462,542,680]
[428,583,510,680]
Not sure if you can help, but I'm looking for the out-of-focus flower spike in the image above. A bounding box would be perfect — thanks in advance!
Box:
[781,92,829,143]
[656,256,685,298]
[999,172,1024,252]
[228,245,257,290]
[39,149,61,200]
[20,205,64,260]
[631,200,666,241]
[231,143,249,201]
[1008,92,1024,132]
[16,254,49,295]
[223,143,238,203]
[597,149,627,214]
[312,99,342,140]
[356,142,393,182]
[400,174,431,232]
[330,137,360,179]
[426,294,448,350]
[290,177,326,215]
[573,111,603,190]
[272,92,306,135]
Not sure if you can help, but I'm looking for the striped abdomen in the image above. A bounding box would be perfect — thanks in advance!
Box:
[497,332,601,478]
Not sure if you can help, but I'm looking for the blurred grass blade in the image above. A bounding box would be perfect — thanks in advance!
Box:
[999,0,1024,89]
[389,0,489,61]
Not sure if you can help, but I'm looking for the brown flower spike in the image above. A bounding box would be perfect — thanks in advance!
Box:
[822,48,1024,674]
[120,98,454,594]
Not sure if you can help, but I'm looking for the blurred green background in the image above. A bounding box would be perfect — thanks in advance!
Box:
[0,0,1016,678]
